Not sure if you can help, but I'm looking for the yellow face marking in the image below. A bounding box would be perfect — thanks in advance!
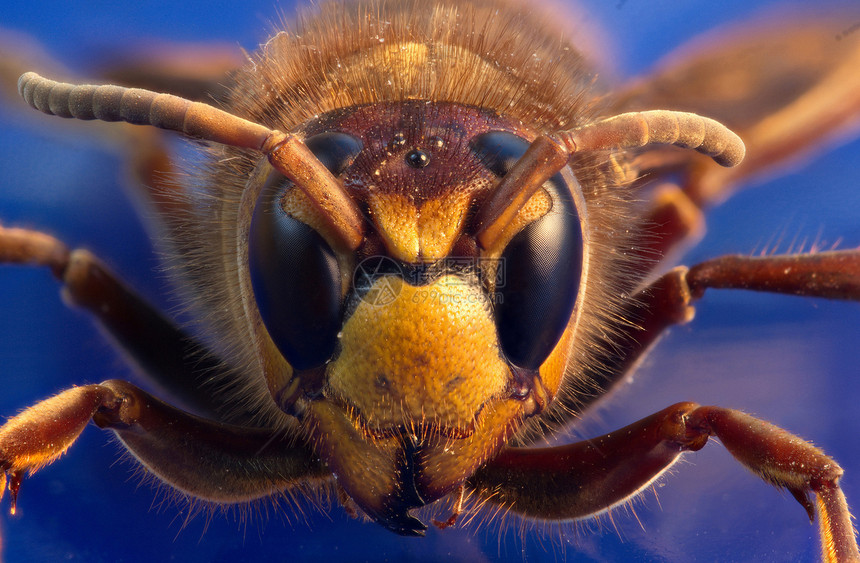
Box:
[327,275,509,431]
[416,191,471,261]
[367,191,472,262]
[482,187,552,259]
[366,192,420,262]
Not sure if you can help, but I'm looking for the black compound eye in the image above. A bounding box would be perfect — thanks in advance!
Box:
[470,131,528,177]
[471,131,584,370]
[304,132,364,175]
[248,132,362,370]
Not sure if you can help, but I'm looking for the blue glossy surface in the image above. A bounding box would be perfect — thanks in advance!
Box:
[1,1,858,561]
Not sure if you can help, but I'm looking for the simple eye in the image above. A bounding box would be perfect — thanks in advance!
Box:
[248,132,362,370]
[471,131,584,370]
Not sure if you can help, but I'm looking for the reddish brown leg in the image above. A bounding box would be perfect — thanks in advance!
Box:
[614,248,860,385]
[0,380,325,512]
[0,225,232,418]
[538,265,693,425]
[638,182,706,259]
[686,250,860,301]
[95,41,243,102]
[468,403,859,562]
[565,248,860,415]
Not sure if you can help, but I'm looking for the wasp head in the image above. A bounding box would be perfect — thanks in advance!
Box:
[246,102,587,534]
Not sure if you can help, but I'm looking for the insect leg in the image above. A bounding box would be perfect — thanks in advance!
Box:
[551,266,693,419]
[613,248,860,386]
[94,41,243,103]
[685,249,860,301]
[0,225,231,418]
[468,403,859,563]
[0,380,326,513]
[566,249,860,417]
[637,182,705,260]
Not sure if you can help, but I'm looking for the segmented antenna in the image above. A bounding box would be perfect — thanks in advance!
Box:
[476,111,746,252]
[18,73,744,257]
[18,71,273,150]
[557,111,745,168]
[17,72,364,251]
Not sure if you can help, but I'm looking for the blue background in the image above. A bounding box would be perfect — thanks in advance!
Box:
[1,1,859,561]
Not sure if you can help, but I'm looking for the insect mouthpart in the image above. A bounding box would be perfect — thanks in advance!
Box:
[331,394,480,441]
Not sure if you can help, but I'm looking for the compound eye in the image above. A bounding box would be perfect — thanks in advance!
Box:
[304,132,364,175]
[248,132,362,370]
[471,131,584,370]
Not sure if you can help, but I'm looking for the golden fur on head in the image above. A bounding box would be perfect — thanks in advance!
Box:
[233,0,601,133]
